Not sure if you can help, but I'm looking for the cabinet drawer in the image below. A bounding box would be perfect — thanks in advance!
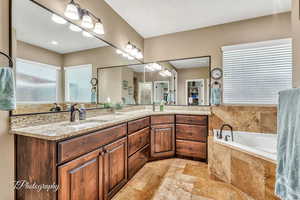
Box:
[151,115,175,125]
[176,115,208,125]
[128,127,150,156]
[128,145,150,178]
[128,117,150,135]
[58,123,127,163]
[176,124,207,142]
[176,139,207,159]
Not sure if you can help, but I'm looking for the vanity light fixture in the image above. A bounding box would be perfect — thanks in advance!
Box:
[136,50,143,59]
[126,42,133,51]
[125,41,143,60]
[69,24,82,32]
[81,10,94,29]
[64,0,80,20]
[51,14,67,24]
[93,19,104,35]
[64,0,105,34]
[82,31,93,38]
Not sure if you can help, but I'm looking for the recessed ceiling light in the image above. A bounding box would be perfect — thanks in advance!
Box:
[82,31,93,38]
[51,14,67,24]
[51,41,58,45]
[69,24,82,32]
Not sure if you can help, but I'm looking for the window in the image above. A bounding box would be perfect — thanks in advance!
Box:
[16,59,60,103]
[64,64,92,102]
[222,38,292,104]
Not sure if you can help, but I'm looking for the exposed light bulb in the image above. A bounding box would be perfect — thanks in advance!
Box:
[64,0,79,20]
[81,12,94,29]
[69,24,82,32]
[82,31,93,38]
[136,51,143,59]
[131,48,138,57]
[93,20,104,35]
[116,49,122,54]
[51,14,67,24]
[126,42,133,51]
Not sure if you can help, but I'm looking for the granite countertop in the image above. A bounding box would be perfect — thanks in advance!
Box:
[11,109,211,141]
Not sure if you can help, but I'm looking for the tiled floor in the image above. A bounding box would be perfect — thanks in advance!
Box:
[112,158,254,200]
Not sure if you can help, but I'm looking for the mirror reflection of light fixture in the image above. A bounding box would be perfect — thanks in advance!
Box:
[81,10,94,29]
[64,0,80,20]
[82,31,93,38]
[136,50,143,59]
[93,19,104,35]
[51,14,67,24]
[159,70,172,77]
[126,42,133,51]
[116,49,122,54]
[64,0,104,35]
[69,24,82,32]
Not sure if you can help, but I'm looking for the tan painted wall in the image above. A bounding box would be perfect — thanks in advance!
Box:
[177,67,210,105]
[63,46,138,78]
[33,0,143,53]
[292,0,300,87]
[17,41,63,66]
[0,0,15,199]
[144,13,291,69]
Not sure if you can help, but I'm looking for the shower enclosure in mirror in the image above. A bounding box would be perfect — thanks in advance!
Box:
[11,0,141,115]
[97,56,211,106]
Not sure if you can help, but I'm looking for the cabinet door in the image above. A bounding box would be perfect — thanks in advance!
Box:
[151,124,175,158]
[58,149,105,200]
[104,137,128,199]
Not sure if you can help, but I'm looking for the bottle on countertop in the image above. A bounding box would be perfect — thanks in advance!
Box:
[79,104,86,120]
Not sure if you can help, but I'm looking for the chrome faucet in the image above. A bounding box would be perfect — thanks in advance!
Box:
[70,104,80,122]
[152,102,156,112]
[218,124,234,141]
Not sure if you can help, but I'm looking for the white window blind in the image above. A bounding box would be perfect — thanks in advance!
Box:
[222,38,292,105]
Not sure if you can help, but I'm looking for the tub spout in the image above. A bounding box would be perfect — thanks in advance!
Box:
[220,124,234,142]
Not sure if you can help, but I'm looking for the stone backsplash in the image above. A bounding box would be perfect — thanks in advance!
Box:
[209,105,277,134]
[10,105,146,129]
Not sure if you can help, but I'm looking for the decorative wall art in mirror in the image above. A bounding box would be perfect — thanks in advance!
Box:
[97,56,211,106]
[11,0,141,115]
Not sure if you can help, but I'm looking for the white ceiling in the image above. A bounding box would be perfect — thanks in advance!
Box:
[169,57,210,69]
[104,0,291,38]
[13,0,108,54]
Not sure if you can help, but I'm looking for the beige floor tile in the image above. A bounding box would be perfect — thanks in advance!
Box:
[112,158,253,200]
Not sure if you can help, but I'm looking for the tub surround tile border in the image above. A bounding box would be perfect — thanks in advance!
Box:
[208,136,279,200]
[209,105,277,134]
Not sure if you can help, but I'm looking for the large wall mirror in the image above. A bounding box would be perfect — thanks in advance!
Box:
[97,56,211,106]
[11,0,141,115]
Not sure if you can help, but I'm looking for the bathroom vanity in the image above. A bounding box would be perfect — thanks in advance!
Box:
[14,112,209,200]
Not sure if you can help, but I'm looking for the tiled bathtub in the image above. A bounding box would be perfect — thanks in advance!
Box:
[208,131,279,200]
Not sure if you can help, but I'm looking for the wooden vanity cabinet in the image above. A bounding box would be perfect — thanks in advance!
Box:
[103,137,128,199]
[127,118,150,179]
[175,115,208,160]
[58,149,105,200]
[150,115,175,159]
